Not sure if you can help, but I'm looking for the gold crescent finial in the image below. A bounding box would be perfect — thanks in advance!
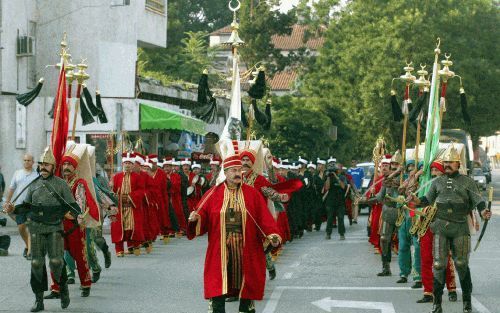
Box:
[445,53,451,60]
[229,0,241,12]
[420,63,426,70]
[406,60,413,67]
[436,37,441,49]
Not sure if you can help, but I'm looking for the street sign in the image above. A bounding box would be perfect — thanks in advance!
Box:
[312,297,396,313]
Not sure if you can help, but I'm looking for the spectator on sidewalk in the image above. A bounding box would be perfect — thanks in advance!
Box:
[2,154,38,259]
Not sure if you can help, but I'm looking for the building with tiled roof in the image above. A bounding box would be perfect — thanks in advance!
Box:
[209,23,323,95]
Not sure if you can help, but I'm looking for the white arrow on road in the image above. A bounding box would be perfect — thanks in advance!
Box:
[312,297,396,313]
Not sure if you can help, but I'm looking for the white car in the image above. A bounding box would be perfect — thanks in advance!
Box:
[472,167,487,191]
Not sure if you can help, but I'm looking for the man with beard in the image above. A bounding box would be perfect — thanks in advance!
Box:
[239,148,289,281]
[187,152,281,313]
[110,153,145,257]
[414,160,457,304]
[46,144,100,299]
[364,152,402,276]
[4,147,80,311]
[410,144,490,313]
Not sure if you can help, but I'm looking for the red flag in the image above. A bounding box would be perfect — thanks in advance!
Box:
[51,65,68,176]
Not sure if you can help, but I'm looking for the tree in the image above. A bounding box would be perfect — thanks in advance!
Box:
[299,0,500,162]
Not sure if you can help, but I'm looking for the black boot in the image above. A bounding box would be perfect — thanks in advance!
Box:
[416,294,433,303]
[103,247,112,269]
[0,217,7,227]
[430,294,442,313]
[92,270,101,283]
[396,276,408,283]
[448,291,457,302]
[463,294,472,313]
[60,284,70,309]
[377,262,391,276]
[31,292,44,312]
[269,268,276,280]
[81,287,90,297]
[43,291,60,299]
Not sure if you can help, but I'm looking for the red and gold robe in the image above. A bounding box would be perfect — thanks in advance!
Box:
[187,183,279,300]
[111,172,145,243]
[367,173,384,250]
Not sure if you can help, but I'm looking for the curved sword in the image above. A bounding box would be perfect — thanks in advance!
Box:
[474,186,494,252]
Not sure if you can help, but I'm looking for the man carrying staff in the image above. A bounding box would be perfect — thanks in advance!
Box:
[188,147,281,313]
[4,147,81,312]
[410,144,491,313]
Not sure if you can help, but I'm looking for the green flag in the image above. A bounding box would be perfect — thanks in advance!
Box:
[418,57,442,197]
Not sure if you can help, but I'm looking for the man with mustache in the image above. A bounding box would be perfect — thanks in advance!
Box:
[365,151,403,276]
[4,146,81,312]
[187,148,281,313]
[240,148,289,281]
[45,144,100,300]
[110,153,145,257]
[411,144,490,313]
[413,160,457,304]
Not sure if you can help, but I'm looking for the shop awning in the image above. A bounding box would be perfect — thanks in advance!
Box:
[140,104,207,135]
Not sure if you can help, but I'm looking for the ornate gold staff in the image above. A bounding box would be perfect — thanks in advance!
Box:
[71,60,90,140]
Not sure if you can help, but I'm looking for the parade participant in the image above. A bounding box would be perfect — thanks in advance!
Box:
[364,152,402,276]
[187,162,203,213]
[415,160,457,304]
[46,144,100,299]
[410,144,490,313]
[91,168,114,269]
[286,162,305,239]
[396,159,422,287]
[312,158,326,231]
[366,156,390,253]
[347,159,364,224]
[204,157,221,191]
[240,146,289,281]
[187,150,281,313]
[163,158,186,237]
[297,157,315,232]
[273,159,291,244]
[179,158,191,229]
[323,162,347,240]
[141,157,161,252]
[3,154,38,260]
[149,155,169,244]
[4,146,80,311]
[110,153,145,257]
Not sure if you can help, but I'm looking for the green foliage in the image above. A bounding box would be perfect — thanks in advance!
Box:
[238,1,297,74]
[255,95,334,159]
[299,0,500,162]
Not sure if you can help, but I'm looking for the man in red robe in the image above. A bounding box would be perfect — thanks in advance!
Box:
[365,156,391,254]
[110,153,145,257]
[147,155,169,244]
[163,158,186,236]
[141,157,161,253]
[47,146,99,298]
[204,157,221,192]
[188,153,281,313]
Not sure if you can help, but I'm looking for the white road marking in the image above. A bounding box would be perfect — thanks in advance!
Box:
[282,272,293,279]
[311,297,396,313]
[262,286,492,313]
[289,262,301,268]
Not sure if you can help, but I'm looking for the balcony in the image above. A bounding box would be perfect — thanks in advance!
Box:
[146,0,165,15]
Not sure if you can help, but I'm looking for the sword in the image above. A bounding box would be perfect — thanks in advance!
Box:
[1,175,41,215]
[474,186,493,252]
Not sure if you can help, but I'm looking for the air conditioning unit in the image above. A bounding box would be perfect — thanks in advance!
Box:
[16,36,34,56]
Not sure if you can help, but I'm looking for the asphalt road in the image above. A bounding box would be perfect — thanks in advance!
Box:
[1,171,499,313]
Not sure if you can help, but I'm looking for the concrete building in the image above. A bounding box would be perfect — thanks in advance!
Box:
[0,0,198,183]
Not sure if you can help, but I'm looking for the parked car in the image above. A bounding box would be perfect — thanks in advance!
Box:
[472,167,487,190]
